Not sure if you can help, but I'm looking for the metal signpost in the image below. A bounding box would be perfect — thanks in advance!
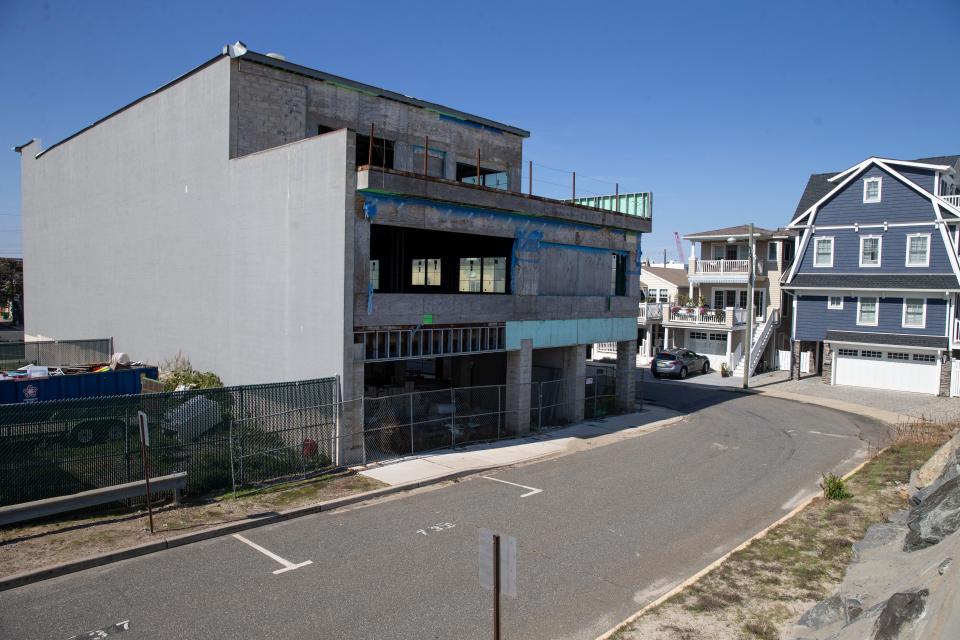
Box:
[479,528,517,639]
[137,410,155,534]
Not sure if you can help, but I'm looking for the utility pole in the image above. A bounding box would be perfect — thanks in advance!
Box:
[743,223,755,390]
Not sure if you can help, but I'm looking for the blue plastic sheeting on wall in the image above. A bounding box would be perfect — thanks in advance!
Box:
[363,201,377,219]
[0,366,159,405]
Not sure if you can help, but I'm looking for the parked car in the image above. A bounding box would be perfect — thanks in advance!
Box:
[651,348,710,379]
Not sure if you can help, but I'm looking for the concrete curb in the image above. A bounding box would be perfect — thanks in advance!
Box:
[0,467,490,592]
[595,445,884,640]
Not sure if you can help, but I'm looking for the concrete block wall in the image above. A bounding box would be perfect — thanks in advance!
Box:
[615,340,637,412]
[505,339,533,434]
[231,59,524,190]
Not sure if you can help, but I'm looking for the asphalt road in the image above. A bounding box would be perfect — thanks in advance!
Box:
[1,383,888,640]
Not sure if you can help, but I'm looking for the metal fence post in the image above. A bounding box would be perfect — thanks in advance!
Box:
[229,414,237,499]
[538,382,543,431]
[450,387,456,447]
[497,385,501,439]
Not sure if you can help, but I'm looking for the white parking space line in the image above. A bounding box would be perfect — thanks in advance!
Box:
[482,476,543,498]
[232,533,313,575]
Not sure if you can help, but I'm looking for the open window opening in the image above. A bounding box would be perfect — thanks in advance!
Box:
[456,162,509,190]
[356,132,395,169]
[610,253,626,296]
[412,145,446,178]
[370,225,513,294]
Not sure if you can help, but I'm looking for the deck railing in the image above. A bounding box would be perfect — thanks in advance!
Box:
[637,303,663,324]
[693,259,766,275]
[665,306,749,328]
[942,195,960,208]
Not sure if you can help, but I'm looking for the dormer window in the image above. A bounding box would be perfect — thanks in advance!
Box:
[863,177,882,203]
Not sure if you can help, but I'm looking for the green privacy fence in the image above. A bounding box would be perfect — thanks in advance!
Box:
[0,377,339,506]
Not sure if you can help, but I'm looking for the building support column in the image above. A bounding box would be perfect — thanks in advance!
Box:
[505,339,532,435]
[645,326,653,358]
[726,332,733,371]
[615,339,637,413]
[339,352,366,466]
[560,344,586,423]
[664,326,671,349]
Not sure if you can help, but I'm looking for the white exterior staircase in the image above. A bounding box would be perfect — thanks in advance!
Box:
[733,309,779,377]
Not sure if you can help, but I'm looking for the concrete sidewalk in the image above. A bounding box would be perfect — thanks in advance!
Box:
[359,404,682,486]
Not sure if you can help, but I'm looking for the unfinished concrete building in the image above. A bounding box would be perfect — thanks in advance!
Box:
[18,42,651,453]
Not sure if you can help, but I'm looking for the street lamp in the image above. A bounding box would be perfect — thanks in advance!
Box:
[738,225,755,389]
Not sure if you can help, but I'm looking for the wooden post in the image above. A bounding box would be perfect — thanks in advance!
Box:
[614,183,619,212]
[493,533,501,640]
[572,171,576,200]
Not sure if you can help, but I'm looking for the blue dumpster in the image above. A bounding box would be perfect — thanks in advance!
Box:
[0,366,160,404]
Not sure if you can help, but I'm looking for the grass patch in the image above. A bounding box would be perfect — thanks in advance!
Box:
[612,419,954,640]
[0,471,385,578]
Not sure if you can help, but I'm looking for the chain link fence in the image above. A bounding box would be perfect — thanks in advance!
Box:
[0,377,339,506]
[0,338,113,369]
[0,371,623,509]
[363,373,619,462]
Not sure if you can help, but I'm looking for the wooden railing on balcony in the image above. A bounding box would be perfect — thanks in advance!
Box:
[666,306,748,328]
[943,195,960,208]
[637,303,663,324]
[694,259,765,275]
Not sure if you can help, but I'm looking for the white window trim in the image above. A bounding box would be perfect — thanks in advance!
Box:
[863,176,882,203]
[856,296,879,327]
[901,298,927,329]
[827,296,844,310]
[905,233,931,267]
[813,236,834,268]
[858,235,882,268]
[767,241,778,262]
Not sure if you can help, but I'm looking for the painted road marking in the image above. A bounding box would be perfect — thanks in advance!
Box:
[807,430,856,440]
[482,476,543,498]
[68,619,130,639]
[232,533,313,575]
[416,522,456,536]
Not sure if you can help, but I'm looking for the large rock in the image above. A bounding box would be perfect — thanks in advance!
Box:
[853,523,901,562]
[904,477,960,551]
[872,589,928,640]
[915,431,960,488]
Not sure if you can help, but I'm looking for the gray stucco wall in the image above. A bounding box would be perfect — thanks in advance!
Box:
[21,57,352,386]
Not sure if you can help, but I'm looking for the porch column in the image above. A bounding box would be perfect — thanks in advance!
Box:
[664,326,671,349]
[645,326,653,357]
[560,345,586,423]
[726,332,733,369]
[615,339,637,413]
[505,339,532,435]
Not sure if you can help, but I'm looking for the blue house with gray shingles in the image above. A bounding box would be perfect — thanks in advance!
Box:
[782,155,960,395]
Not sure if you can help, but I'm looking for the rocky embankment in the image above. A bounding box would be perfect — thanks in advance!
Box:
[791,433,960,640]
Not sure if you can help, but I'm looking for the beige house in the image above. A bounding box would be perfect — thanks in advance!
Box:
[656,225,796,375]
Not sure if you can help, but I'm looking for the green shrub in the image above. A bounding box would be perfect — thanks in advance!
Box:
[160,352,223,391]
[821,473,853,500]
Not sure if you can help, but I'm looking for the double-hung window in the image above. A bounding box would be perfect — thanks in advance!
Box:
[863,177,882,203]
[859,236,881,267]
[814,237,834,267]
[902,298,926,328]
[857,297,879,326]
[827,296,843,310]
[906,234,930,267]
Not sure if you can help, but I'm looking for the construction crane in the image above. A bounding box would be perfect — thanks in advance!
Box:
[673,231,687,263]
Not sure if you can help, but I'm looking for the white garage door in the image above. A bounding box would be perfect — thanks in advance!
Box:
[833,347,940,395]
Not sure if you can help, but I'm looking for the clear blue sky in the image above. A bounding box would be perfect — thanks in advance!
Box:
[1,0,958,261]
